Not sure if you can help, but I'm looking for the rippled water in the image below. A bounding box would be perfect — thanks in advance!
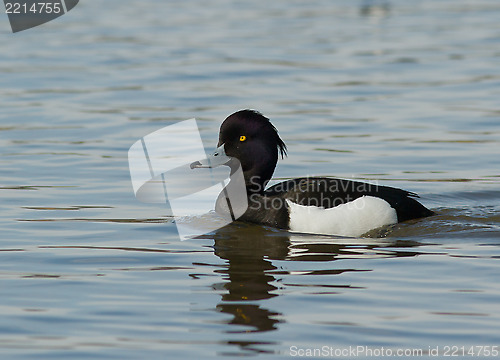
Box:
[1,0,500,358]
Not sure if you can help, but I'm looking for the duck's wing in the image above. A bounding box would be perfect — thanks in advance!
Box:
[265,177,434,222]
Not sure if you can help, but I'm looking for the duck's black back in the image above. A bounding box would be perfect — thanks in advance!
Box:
[239,177,434,229]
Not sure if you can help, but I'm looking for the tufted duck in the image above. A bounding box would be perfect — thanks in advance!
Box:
[191,110,434,237]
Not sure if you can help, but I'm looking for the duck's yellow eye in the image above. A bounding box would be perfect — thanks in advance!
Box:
[239,135,246,142]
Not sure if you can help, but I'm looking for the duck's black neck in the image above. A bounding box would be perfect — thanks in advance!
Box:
[234,164,275,197]
[245,175,269,196]
[226,164,268,196]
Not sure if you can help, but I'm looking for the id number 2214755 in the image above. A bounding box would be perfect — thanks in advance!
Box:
[5,2,62,14]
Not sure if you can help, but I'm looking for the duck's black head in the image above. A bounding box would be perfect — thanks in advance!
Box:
[218,110,287,194]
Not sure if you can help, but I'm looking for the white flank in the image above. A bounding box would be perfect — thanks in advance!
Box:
[287,196,398,237]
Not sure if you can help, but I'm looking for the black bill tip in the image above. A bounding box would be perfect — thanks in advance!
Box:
[190,161,202,169]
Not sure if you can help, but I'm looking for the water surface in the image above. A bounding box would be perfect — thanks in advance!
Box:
[1,0,500,358]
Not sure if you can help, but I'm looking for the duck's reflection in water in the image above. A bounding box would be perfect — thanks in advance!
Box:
[205,222,423,339]
[211,224,289,333]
